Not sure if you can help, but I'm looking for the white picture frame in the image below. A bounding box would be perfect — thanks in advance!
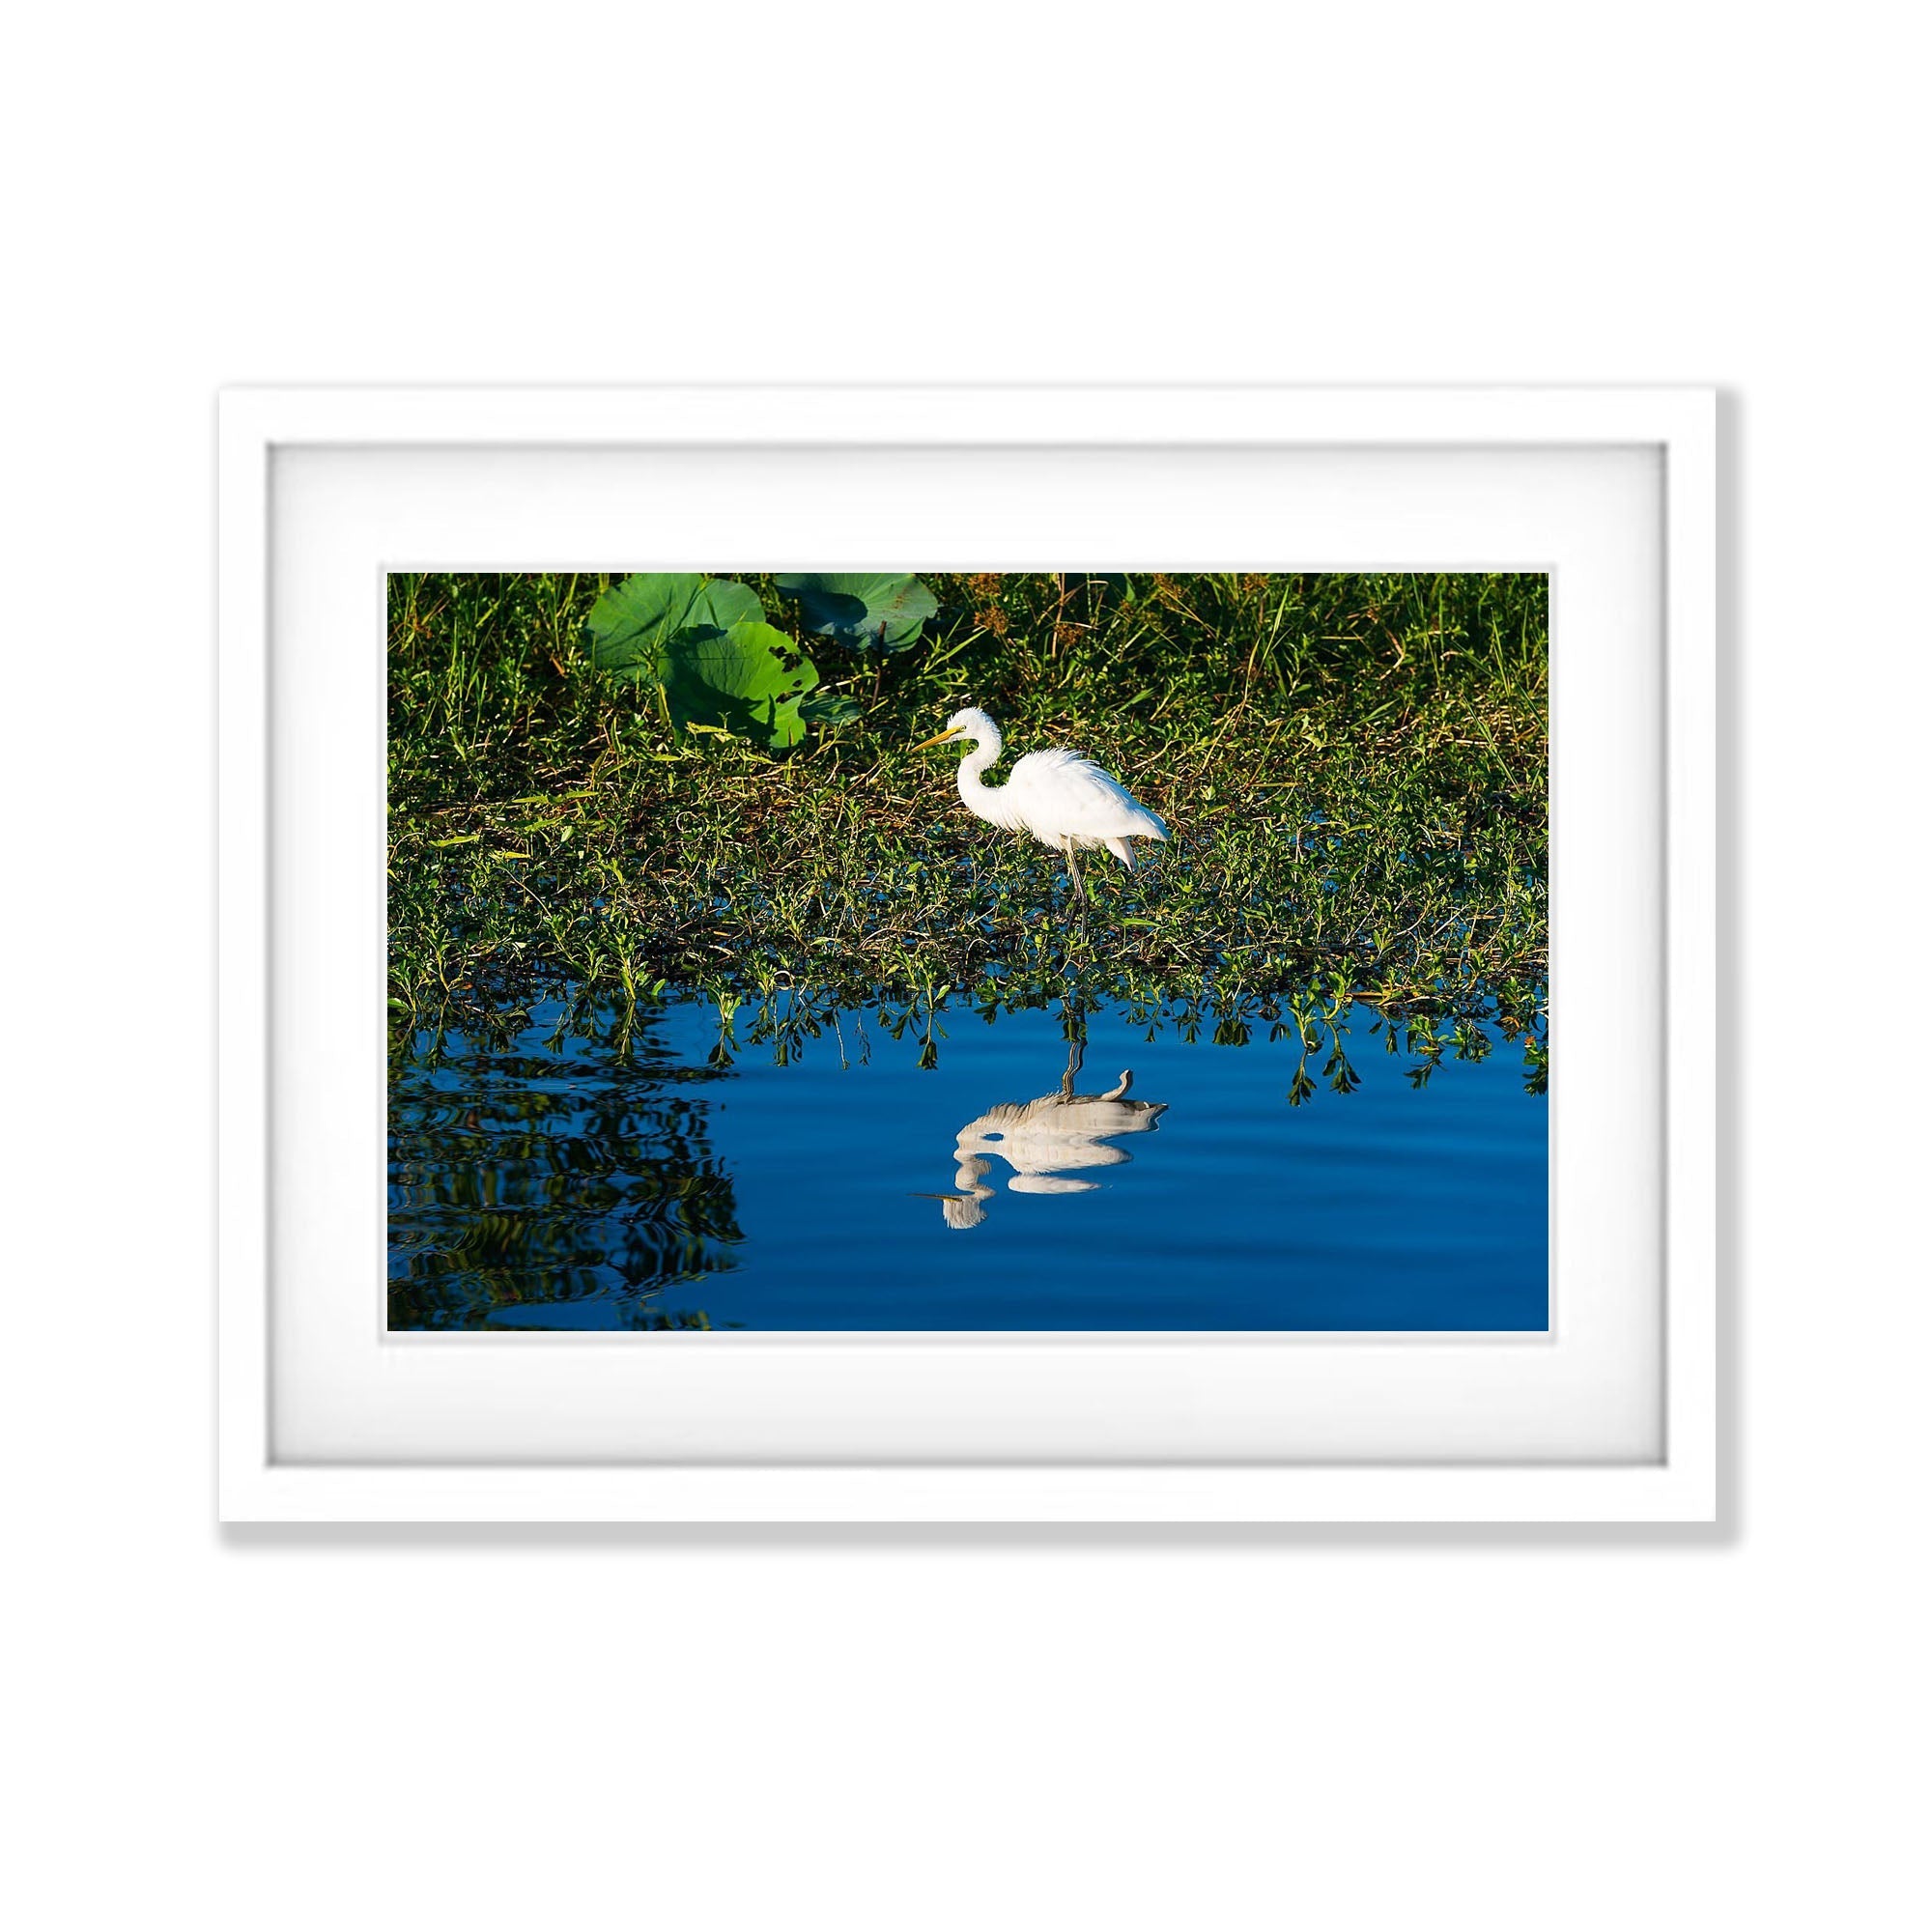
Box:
[218,384,1716,1523]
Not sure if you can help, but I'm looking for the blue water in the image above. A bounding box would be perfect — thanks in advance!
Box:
[389,995,1548,1330]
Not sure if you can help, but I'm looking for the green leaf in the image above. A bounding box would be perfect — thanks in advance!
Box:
[660,620,819,751]
[797,692,863,726]
[586,574,764,679]
[775,572,936,653]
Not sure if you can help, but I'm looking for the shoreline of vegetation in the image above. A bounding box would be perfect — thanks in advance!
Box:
[388,570,1548,1074]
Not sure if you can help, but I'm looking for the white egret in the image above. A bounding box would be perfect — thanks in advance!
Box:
[911,705,1168,905]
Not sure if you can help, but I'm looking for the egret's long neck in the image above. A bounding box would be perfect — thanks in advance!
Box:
[956,724,1009,820]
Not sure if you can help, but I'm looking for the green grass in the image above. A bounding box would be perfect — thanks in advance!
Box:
[388,570,1548,1071]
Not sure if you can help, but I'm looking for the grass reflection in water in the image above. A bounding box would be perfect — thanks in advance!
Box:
[388,1003,740,1330]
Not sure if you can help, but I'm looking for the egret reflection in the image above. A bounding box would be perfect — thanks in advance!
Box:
[924,1031,1167,1229]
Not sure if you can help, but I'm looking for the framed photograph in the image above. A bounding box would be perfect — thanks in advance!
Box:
[218,385,1716,1521]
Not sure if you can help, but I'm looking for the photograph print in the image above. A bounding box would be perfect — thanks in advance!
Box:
[388,569,1548,1330]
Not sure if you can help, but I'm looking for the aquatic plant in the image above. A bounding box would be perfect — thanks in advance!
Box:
[584,569,939,749]
[587,571,832,751]
[776,571,937,652]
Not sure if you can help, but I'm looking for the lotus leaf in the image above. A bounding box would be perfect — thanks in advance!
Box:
[586,573,765,678]
[776,571,937,653]
[797,692,863,727]
[659,620,818,751]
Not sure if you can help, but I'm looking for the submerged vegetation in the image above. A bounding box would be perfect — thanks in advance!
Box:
[389,570,1548,1079]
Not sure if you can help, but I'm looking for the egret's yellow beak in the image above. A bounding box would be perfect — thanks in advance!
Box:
[910,724,966,752]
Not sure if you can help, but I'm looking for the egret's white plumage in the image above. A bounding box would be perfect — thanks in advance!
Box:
[912,705,1168,902]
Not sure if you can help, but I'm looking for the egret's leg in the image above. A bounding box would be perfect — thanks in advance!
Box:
[1063,838,1088,907]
